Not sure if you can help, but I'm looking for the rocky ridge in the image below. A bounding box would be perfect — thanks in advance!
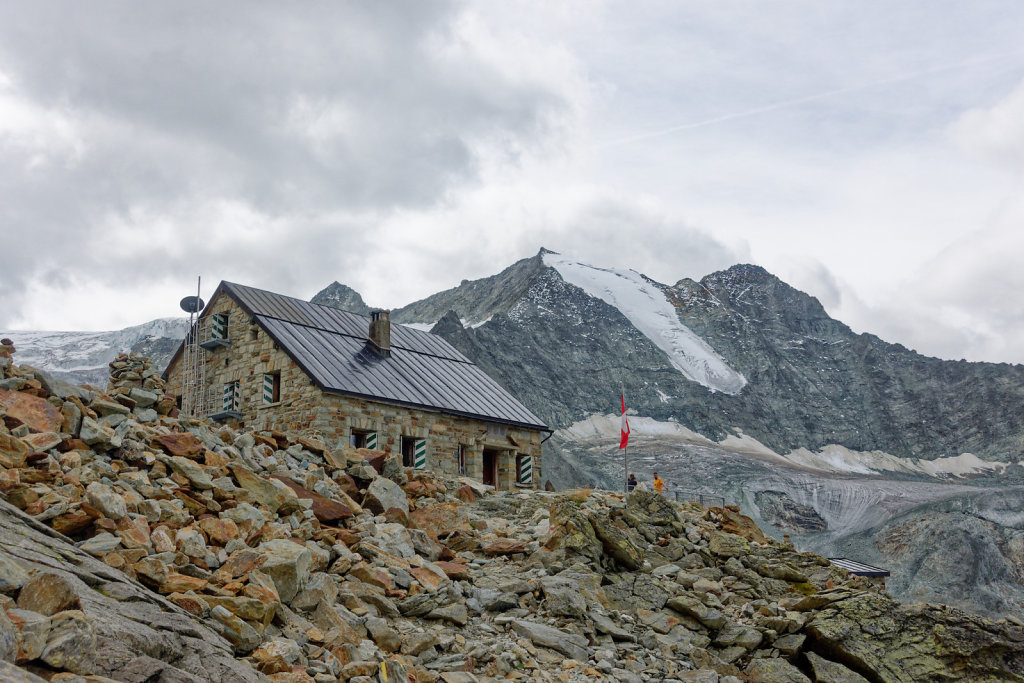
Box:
[1,343,1023,681]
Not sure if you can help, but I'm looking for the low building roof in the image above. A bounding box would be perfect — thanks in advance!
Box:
[172,281,548,432]
[828,558,890,577]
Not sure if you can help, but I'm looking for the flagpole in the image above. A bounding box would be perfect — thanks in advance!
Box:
[621,385,628,494]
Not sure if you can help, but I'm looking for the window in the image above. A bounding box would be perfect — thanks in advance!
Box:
[516,453,533,485]
[350,430,377,449]
[262,372,281,404]
[210,312,229,340]
[401,436,426,469]
[222,381,240,413]
[457,444,467,476]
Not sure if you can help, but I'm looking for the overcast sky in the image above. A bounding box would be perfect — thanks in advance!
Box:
[2,2,1023,364]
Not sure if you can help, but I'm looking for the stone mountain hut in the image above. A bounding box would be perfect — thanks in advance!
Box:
[163,281,549,489]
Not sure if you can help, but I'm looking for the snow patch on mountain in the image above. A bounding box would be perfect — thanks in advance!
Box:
[543,253,746,394]
[560,413,1013,478]
[404,318,492,333]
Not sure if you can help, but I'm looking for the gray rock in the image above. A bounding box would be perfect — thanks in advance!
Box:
[364,476,409,515]
[79,416,121,450]
[210,605,261,654]
[805,651,872,683]
[0,608,15,663]
[540,576,587,618]
[745,657,811,682]
[511,620,589,661]
[0,554,29,592]
[0,660,48,682]
[85,482,127,520]
[167,456,213,489]
[6,609,50,663]
[39,610,96,675]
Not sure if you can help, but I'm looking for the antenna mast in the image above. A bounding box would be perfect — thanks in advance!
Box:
[178,277,206,417]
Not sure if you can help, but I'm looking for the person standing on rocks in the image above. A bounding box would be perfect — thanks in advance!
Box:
[653,471,665,495]
[627,473,638,492]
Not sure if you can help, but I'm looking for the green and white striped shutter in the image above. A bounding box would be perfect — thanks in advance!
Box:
[414,439,427,469]
[518,455,533,484]
[211,313,228,340]
[222,382,239,412]
[262,374,275,404]
[365,432,377,450]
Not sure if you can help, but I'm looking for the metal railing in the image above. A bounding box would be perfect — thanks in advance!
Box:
[671,489,728,507]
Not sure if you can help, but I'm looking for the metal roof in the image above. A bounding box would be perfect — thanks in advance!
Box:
[219,282,548,431]
[828,558,890,577]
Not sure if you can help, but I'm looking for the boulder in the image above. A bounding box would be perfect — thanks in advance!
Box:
[258,539,312,604]
[17,573,80,616]
[231,464,301,514]
[364,477,409,515]
[0,388,63,433]
[270,475,351,524]
[511,620,589,661]
[39,610,96,675]
[590,512,644,570]
[153,432,206,459]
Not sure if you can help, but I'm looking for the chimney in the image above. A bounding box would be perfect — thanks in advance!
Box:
[368,310,391,356]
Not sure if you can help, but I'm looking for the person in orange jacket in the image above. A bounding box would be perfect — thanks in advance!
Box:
[653,472,665,495]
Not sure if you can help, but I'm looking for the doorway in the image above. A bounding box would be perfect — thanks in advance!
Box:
[482,448,499,487]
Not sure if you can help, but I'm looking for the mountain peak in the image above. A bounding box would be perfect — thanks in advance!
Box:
[311,282,373,315]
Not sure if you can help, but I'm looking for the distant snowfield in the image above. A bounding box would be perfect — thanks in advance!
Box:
[560,413,1014,479]
[543,253,746,394]
[0,318,188,374]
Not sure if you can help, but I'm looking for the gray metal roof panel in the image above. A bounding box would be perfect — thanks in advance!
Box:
[255,314,546,430]
[222,281,470,361]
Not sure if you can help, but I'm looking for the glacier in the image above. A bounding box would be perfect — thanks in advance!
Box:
[543,252,747,394]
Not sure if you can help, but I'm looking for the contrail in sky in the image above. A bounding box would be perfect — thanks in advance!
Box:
[597,51,1024,149]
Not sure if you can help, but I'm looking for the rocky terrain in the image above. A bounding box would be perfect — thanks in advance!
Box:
[3,345,1024,682]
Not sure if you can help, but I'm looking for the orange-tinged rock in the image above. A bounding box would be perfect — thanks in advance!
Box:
[409,502,470,540]
[199,516,240,546]
[409,566,447,592]
[349,562,394,592]
[22,431,62,452]
[454,485,476,503]
[403,481,426,498]
[221,548,265,578]
[159,572,208,594]
[167,592,209,616]
[0,388,63,433]
[0,431,30,467]
[435,561,472,581]
[204,449,230,468]
[707,506,768,544]
[17,573,80,615]
[482,539,527,556]
[270,475,351,524]
[52,510,94,536]
[152,432,205,459]
[116,516,151,549]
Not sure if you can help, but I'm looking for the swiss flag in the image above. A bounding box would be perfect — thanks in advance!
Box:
[619,393,630,449]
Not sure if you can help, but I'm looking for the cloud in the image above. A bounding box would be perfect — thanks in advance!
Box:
[0,1,587,329]
[951,78,1024,169]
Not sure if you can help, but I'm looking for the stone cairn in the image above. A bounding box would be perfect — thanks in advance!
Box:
[1,347,1023,682]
